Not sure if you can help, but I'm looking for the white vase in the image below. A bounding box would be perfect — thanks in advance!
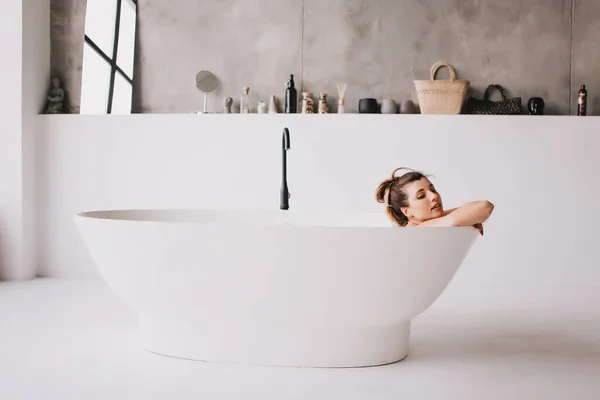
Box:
[268,95,278,113]
[257,101,268,114]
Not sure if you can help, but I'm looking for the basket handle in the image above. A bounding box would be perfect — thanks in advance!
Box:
[430,62,456,83]
[484,84,508,101]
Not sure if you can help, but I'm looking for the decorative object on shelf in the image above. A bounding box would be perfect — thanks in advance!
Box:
[381,99,397,114]
[337,83,347,113]
[318,92,329,114]
[268,95,279,113]
[466,84,522,115]
[285,74,297,113]
[399,100,416,114]
[301,92,314,114]
[257,101,268,114]
[527,97,545,115]
[45,77,65,114]
[223,97,233,113]
[240,87,253,113]
[195,70,219,113]
[414,61,469,114]
[578,85,587,116]
[358,98,379,113]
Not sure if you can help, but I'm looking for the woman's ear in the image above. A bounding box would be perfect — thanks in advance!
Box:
[400,207,408,216]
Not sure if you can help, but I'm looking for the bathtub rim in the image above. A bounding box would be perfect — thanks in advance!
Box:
[73,208,479,232]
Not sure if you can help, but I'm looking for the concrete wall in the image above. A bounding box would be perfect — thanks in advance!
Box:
[50,0,86,114]
[572,0,600,115]
[51,0,600,115]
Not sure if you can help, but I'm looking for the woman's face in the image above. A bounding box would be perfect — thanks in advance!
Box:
[400,178,444,223]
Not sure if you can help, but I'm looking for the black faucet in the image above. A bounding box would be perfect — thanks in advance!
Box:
[280,127,291,210]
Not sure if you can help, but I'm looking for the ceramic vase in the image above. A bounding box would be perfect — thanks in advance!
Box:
[258,101,268,114]
[527,97,545,115]
[358,98,379,114]
[399,100,416,114]
[381,99,398,114]
[268,95,278,113]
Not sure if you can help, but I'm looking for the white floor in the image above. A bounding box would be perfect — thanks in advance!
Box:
[1,279,599,400]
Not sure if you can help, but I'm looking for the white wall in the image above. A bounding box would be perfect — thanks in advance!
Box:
[36,114,600,291]
[23,0,51,279]
[0,0,24,280]
[0,0,50,280]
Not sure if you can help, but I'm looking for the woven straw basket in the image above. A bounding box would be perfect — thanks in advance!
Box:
[414,62,470,114]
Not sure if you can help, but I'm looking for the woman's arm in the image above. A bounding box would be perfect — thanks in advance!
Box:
[442,207,458,216]
[418,201,495,228]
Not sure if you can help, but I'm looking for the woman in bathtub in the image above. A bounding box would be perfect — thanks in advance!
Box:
[376,167,494,235]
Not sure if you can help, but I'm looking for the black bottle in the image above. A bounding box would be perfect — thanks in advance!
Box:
[285,74,297,113]
[578,85,587,116]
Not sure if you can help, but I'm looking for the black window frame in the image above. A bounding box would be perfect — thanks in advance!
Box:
[84,0,137,114]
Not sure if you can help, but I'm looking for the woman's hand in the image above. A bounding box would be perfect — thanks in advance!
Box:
[473,223,484,236]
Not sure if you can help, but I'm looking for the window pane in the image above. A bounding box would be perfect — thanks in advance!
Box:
[117,0,137,78]
[80,42,111,114]
[84,0,117,57]
[111,72,133,114]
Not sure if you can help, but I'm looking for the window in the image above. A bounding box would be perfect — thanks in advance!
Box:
[81,0,137,114]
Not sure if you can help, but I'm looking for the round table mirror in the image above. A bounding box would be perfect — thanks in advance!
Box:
[196,70,219,113]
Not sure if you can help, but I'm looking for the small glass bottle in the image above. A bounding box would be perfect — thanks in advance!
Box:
[240,87,253,113]
[301,91,314,114]
[578,85,587,116]
[318,92,329,114]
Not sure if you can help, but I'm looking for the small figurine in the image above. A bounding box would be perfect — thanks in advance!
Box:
[224,97,233,113]
[45,77,65,114]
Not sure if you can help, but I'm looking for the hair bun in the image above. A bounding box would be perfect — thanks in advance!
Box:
[375,179,394,204]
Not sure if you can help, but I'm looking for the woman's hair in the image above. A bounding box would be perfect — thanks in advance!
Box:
[375,167,430,226]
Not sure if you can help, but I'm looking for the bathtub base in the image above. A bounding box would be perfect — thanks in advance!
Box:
[137,314,411,368]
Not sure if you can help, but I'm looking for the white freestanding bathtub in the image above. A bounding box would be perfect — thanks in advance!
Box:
[74,209,478,368]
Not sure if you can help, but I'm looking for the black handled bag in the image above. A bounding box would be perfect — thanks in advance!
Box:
[467,84,522,115]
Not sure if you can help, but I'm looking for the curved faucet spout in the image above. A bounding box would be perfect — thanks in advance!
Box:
[283,127,290,150]
[281,127,291,210]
